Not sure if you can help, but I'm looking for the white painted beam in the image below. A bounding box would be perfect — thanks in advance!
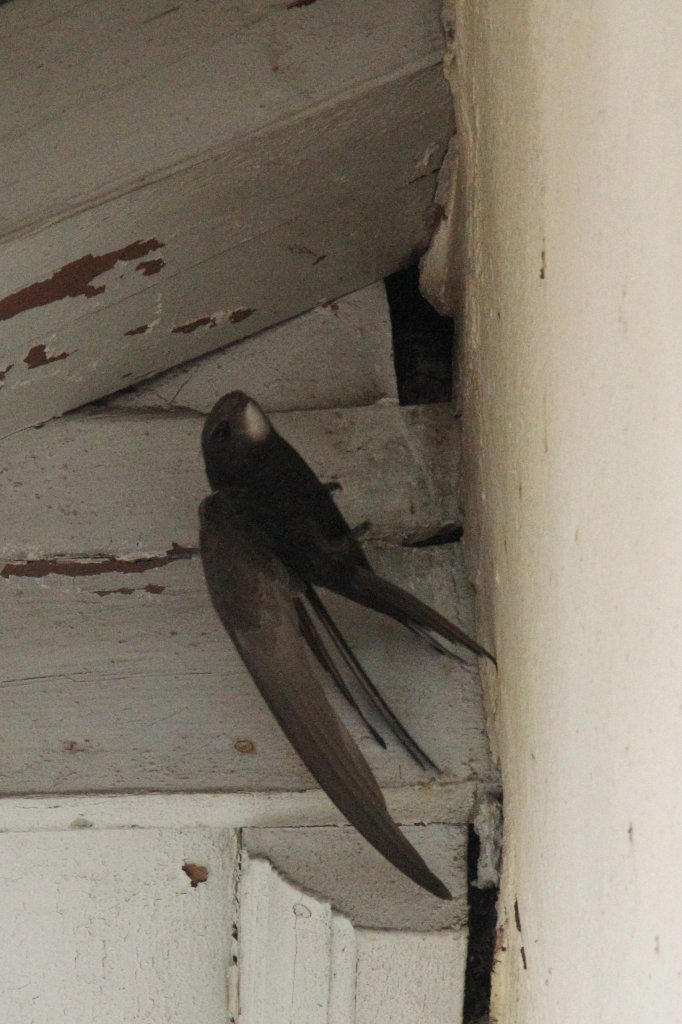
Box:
[239,855,466,1023]
[0,404,460,559]
[0,544,496,804]
[243,823,468,931]
[110,283,398,413]
[0,827,238,1023]
[0,0,451,435]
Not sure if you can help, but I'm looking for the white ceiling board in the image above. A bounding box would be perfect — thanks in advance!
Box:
[0,544,497,802]
[0,0,451,434]
[0,404,460,560]
[0,0,445,233]
[0,827,238,1024]
[110,283,398,413]
[243,824,468,931]
[239,854,467,1024]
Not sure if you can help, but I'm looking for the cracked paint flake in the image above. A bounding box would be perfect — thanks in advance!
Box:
[124,324,149,337]
[0,239,165,322]
[135,258,166,276]
[1,543,195,579]
[228,307,255,324]
[172,316,216,334]
[24,344,70,369]
[0,364,13,381]
[182,862,209,888]
[95,583,166,597]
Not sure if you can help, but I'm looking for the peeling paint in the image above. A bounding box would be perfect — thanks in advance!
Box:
[124,324,149,337]
[0,239,165,322]
[228,307,255,324]
[23,344,70,369]
[182,862,209,888]
[0,364,13,381]
[172,316,216,335]
[1,543,194,580]
[95,583,166,597]
[135,258,166,276]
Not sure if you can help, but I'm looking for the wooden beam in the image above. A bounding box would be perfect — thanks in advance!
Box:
[0,543,496,806]
[109,283,398,413]
[243,824,468,931]
[0,404,461,559]
[0,0,451,435]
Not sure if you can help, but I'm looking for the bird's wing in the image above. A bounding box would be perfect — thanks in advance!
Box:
[199,493,451,900]
[304,585,440,774]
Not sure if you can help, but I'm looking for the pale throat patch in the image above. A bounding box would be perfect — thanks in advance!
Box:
[243,400,271,442]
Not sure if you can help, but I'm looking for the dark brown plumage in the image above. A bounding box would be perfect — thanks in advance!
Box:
[199,391,494,899]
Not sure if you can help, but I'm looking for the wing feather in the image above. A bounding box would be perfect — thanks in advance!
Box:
[199,493,451,900]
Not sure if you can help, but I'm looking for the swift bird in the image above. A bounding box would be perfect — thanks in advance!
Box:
[199,391,495,900]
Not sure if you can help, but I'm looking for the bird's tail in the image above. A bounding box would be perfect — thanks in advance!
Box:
[342,568,496,665]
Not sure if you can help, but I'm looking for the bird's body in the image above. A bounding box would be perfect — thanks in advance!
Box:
[199,391,494,900]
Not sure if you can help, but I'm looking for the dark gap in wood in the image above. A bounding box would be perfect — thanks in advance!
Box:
[384,264,454,406]
[402,523,463,548]
[463,824,499,1024]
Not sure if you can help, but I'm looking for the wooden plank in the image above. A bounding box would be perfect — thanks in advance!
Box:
[0,827,238,1023]
[239,856,337,1024]
[0,0,451,435]
[0,404,460,560]
[238,854,467,1023]
[0,544,497,803]
[0,787,489,835]
[355,929,466,1024]
[0,0,446,233]
[243,824,468,931]
[109,283,398,413]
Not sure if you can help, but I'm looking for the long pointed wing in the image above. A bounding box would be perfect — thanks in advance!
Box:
[304,586,440,774]
[199,493,451,900]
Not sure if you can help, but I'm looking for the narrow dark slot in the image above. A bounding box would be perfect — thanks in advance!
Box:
[384,264,454,406]
[463,825,499,1024]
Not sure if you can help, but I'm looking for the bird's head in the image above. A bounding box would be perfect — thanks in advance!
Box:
[201,391,273,489]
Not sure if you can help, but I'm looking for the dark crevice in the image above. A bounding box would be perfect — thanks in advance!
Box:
[463,825,499,1024]
[385,264,454,406]
[402,523,463,548]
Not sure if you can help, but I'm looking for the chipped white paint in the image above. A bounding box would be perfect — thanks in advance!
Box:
[0,0,451,435]
[110,284,398,414]
[0,404,461,559]
[239,855,466,1024]
[0,828,238,1023]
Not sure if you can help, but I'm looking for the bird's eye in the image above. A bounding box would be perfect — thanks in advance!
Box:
[211,422,232,444]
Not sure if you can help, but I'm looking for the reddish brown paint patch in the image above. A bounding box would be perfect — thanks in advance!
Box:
[1,544,195,580]
[24,344,70,369]
[0,364,13,381]
[0,239,165,322]
[229,307,255,324]
[95,583,166,597]
[124,324,149,337]
[135,258,166,276]
[182,862,209,888]
[287,0,317,8]
[172,316,216,335]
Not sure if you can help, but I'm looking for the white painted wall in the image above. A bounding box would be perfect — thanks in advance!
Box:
[444,2,682,1021]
